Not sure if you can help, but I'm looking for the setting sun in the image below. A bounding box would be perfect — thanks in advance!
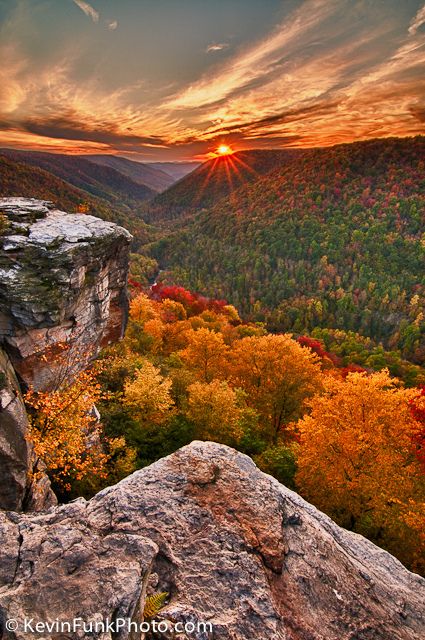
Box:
[217,144,233,156]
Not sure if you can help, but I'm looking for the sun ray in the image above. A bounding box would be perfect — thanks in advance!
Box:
[231,154,260,178]
[192,156,221,205]
[223,156,236,199]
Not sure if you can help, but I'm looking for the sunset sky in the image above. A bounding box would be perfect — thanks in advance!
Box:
[1,0,424,160]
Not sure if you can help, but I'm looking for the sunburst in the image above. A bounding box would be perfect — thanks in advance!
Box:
[216,144,233,155]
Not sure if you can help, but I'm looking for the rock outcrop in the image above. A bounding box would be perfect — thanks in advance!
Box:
[0,442,423,640]
[0,197,131,512]
[0,198,132,390]
[0,347,55,511]
[0,346,29,511]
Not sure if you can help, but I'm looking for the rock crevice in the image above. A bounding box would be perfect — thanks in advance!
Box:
[0,347,55,512]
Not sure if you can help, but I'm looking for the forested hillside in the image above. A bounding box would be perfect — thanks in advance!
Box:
[151,137,425,362]
[26,287,424,574]
[83,154,175,192]
[6,135,424,576]
[0,149,155,206]
[0,153,111,213]
[147,149,302,219]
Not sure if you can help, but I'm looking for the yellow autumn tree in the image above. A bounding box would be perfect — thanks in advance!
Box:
[186,380,247,444]
[124,360,174,426]
[179,328,229,382]
[25,369,108,491]
[130,293,160,324]
[296,370,425,573]
[229,334,322,442]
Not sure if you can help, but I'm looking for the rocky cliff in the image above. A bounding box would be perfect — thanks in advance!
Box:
[0,198,132,390]
[0,197,131,512]
[0,347,55,511]
[0,442,423,640]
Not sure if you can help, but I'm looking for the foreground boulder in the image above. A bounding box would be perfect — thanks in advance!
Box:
[0,441,423,639]
[0,197,131,391]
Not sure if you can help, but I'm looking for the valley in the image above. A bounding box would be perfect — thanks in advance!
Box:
[145,137,425,379]
[1,136,424,578]
[2,137,424,380]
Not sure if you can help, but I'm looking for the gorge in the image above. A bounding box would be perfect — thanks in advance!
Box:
[0,198,424,639]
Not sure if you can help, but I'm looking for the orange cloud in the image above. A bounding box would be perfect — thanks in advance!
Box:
[1,0,424,159]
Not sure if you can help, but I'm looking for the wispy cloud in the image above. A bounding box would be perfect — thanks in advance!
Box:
[159,0,425,153]
[165,0,338,110]
[206,42,229,53]
[0,44,27,114]
[408,4,425,35]
[1,0,424,160]
[72,0,99,24]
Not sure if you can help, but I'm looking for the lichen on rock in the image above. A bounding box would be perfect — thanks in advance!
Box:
[0,197,132,390]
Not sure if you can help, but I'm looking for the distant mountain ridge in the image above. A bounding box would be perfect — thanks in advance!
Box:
[0,153,154,248]
[82,154,175,192]
[0,153,107,214]
[145,161,200,181]
[150,136,425,361]
[0,149,155,205]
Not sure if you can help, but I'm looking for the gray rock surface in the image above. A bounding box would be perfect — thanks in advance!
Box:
[0,197,130,511]
[0,198,132,390]
[0,346,31,511]
[0,347,55,512]
[0,441,423,639]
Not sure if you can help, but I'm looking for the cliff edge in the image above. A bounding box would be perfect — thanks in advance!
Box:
[0,197,131,390]
[0,198,131,511]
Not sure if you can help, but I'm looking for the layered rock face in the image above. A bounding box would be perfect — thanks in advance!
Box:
[0,347,55,511]
[0,442,423,640]
[0,197,131,512]
[0,198,132,390]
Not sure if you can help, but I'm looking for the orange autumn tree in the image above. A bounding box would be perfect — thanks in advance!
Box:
[126,293,163,354]
[25,368,108,491]
[153,298,192,355]
[178,327,229,382]
[296,370,425,573]
[229,334,322,443]
[129,292,160,324]
[126,293,192,356]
